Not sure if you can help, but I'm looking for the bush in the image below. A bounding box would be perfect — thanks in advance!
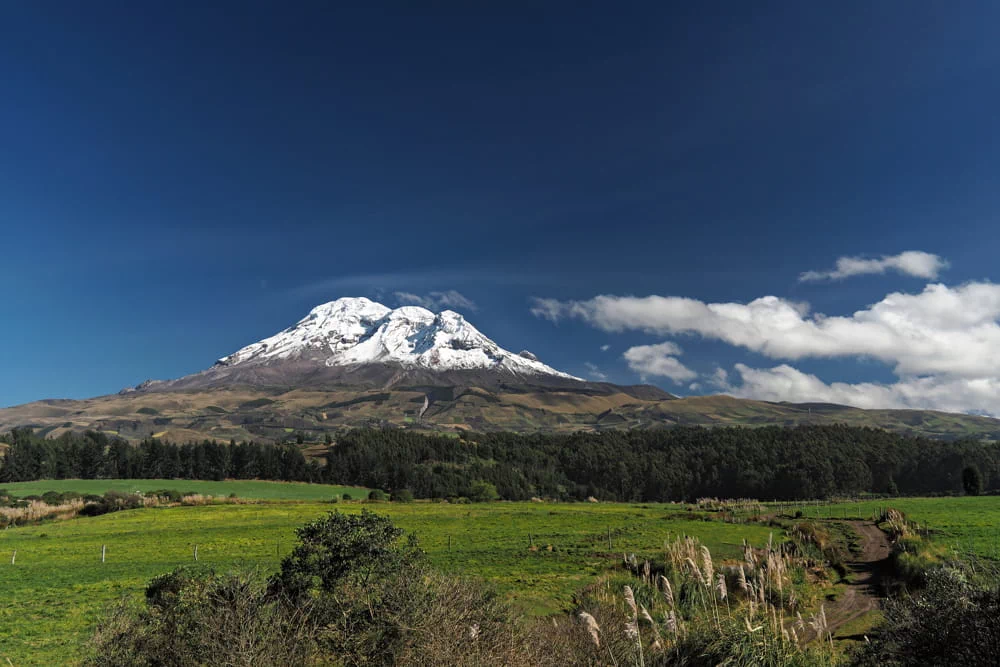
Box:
[466,481,499,502]
[86,567,314,666]
[41,491,63,505]
[854,566,1000,666]
[341,493,352,501]
[90,510,542,666]
[367,489,387,502]
[149,489,182,503]
[391,489,414,503]
[270,510,536,665]
[79,491,144,517]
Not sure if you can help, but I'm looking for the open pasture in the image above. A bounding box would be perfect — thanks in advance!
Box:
[1,498,775,665]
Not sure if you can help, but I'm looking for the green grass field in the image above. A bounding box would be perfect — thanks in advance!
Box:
[778,496,1000,558]
[5,488,1000,665]
[0,478,367,501]
[0,498,777,665]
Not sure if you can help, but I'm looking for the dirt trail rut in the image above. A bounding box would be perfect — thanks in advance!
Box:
[805,520,891,642]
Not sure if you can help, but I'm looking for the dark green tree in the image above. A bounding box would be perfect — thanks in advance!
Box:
[271,509,418,598]
[963,465,984,496]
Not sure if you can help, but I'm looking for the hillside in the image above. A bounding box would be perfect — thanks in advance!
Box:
[3,386,1000,442]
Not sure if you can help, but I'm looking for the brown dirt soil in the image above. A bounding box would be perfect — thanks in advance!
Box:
[804,520,891,643]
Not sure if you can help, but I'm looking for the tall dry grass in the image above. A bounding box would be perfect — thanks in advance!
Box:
[0,499,85,525]
[579,533,838,666]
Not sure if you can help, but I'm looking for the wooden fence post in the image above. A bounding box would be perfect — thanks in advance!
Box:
[101,544,106,563]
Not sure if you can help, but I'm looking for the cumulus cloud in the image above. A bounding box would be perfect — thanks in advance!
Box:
[723,363,1000,415]
[600,344,611,352]
[533,281,1000,415]
[799,251,947,282]
[530,283,1000,379]
[395,290,477,311]
[584,362,608,381]
[622,342,697,383]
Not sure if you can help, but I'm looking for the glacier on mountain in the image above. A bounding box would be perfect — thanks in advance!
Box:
[215,297,580,381]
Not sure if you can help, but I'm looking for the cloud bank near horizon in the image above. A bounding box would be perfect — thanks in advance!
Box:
[531,252,1000,416]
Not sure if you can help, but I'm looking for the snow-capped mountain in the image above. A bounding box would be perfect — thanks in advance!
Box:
[215,297,579,381]
[133,297,586,392]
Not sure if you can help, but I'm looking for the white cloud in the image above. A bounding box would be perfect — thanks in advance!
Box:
[708,367,730,389]
[395,290,477,311]
[600,344,611,352]
[532,281,1000,415]
[530,297,564,322]
[725,363,1000,415]
[584,362,608,381]
[531,282,1000,379]
[799,251,948,282]
[622,342,697,383]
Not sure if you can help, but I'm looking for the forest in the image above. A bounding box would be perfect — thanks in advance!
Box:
[2,424,997,501]
[0,428,316,483]
[325,425,999,501]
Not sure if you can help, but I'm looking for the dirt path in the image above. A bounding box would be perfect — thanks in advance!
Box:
[804,520,891,642]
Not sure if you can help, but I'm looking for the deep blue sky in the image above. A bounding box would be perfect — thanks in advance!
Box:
[4,2,1000,408]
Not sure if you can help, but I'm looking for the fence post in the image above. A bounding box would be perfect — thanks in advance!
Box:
[10,550,14,565]
[101,544,106,563]
[194,545,199,562]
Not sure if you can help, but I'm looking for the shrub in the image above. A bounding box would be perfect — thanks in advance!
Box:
[341,493,352,501]
[466,481,499,502]
[367,489,387,502]
[86,567,315,666]
[391,489,414,503]
[79,491,144,517]
[89,511,541,666]
[854,566,1000,666]
[149,489,182,503]
[41,491,63,505]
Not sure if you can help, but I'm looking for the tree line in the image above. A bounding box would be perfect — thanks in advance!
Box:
[2,424,999,501]
[325,425,1000,501]
[0,428,317,483]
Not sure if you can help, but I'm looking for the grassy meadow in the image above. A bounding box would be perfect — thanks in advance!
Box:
[3,483,1000,665]
[0,494,776,666]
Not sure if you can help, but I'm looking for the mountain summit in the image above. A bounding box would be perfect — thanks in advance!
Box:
[217,297,578,380]
[135,297,586,392]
